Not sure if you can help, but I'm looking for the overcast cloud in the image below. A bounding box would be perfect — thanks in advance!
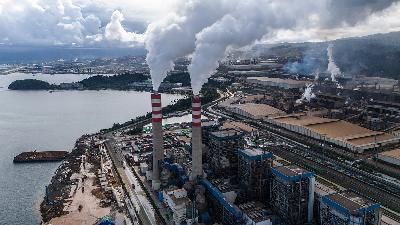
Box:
[0,0,399,47]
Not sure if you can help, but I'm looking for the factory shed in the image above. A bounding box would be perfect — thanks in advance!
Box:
[377,148,400,166]
[227,103,286,120]
[222,121,257,134]
[246,77,311,89]
[265,114,400,153]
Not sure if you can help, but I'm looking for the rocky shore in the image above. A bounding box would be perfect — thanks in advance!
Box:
[40,135,88,223]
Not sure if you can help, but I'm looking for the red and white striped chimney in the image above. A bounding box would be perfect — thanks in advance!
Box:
[151,92,163,189]
[191,95,202,180]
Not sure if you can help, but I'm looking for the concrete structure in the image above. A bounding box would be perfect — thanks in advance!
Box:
[151,93,163,190]
[320,191,381,225]
[247,77,311,89]
[209,129,244,177]
[201,179,243,225]
[271,165,315,225]
[367,100,400,118]
[163,187,192,225]
[265,114,400,153]
[314,181,337,223]
[238,149,273,202]
[191,95,203,180]
[226,103,286,120]
[377,148,400,166]
[238,202,273,225]
[314,93,345,109]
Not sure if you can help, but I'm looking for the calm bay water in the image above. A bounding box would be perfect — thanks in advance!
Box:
[0,73,182,224]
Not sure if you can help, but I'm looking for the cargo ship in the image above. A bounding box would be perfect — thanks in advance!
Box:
[13,151,69,163]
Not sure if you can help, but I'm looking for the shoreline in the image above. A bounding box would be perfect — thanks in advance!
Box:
[40,134,121,225]
[38,88,219,224]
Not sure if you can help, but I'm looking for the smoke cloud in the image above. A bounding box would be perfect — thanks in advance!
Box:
[187,0,398,94]
[144,0,234,91]
[296,83,316,104]
[326,44,342,82]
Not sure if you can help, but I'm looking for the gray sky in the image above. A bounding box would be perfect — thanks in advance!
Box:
[0,0,399,47]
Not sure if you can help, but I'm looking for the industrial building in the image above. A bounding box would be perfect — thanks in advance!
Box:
[162,187,194,225]
[377,148,400,166]
[201,120,220,147]
[225,103,286,120]
[313,93,345,109]
[238,202,273,225]
[247,77,311,89]
[271,165,315,225]
[222,121,258,134]
[238,148,273,202]
[313,181,337,223]
[208,129,244,176]
[367,100,400,118]
[201,179,243,225]
[320,191,381,225]
[265,114,400,153]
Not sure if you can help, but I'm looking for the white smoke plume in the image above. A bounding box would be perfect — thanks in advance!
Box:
[144,0,234,91]
[296,70,319,103]
[296,83,316,104]
[326,44,342,83]
[187,0,398,94]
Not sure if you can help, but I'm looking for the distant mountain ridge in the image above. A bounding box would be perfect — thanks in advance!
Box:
[253,31,400,79]
[0,46,146,64]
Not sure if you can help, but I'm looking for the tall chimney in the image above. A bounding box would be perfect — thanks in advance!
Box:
[191,95,202,180]
[151,92,163,189]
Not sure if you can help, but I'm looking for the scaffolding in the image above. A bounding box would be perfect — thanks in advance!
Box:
[271,165,315,225]
[238,148,273,202]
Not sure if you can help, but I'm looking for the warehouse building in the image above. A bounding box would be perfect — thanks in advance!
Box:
[377,148,400,166]
[271,165,315,225]
[222,121,258,134]
[265,114,400,153]
[247,77,311,89]
[226,103,286,120]
[320,191,381,225]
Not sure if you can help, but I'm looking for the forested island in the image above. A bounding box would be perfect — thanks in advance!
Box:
[8,72,191,91]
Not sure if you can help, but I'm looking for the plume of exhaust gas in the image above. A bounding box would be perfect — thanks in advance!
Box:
[296,70,320,103]
[187,0,396,95]
[145,0,234,92]
[326,44,342,83]
[296,83,316,104]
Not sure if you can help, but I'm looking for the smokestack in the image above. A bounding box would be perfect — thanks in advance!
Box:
[191,95,202,180]
[151,92,163,190]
